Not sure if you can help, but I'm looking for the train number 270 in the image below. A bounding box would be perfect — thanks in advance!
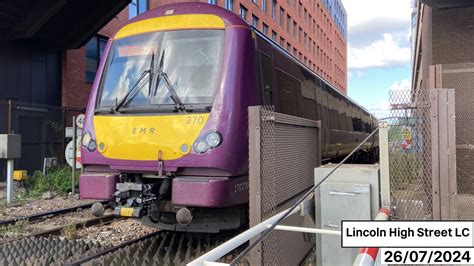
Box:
[186,116,205,125]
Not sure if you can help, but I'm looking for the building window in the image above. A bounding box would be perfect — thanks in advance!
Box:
[208,0,217,4]
[225,0,233,11]
[293,21,297,37]
[279,7,284,27]
[128,0,148,19]
[252,15,259,27]
[280,37,285,46]
[85,35,108,83]
[262,23,269,35]
[272,31,277,41]
[272,0,276,19]
[262,0,267,11]
[240,5,248,20]
[286,15,291,34]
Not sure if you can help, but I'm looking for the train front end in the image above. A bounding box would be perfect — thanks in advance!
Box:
[80,4,258,232]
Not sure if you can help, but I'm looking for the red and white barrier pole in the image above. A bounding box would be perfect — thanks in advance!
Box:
[352,208,390,266]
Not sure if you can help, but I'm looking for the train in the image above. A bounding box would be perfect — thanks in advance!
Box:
[79,2,378,232]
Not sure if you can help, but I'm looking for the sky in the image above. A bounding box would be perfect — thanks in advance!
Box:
[341,0,413,118]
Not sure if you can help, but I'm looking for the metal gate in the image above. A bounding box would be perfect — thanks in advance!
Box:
[388,88,457,220]
[248,106,321,265]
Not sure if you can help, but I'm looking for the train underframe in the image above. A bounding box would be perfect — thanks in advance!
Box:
[107,173,249,233]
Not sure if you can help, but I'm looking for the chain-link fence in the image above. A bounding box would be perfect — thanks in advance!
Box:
[0,100,84,180]
[248,106,320,265]
[388,89,434,220]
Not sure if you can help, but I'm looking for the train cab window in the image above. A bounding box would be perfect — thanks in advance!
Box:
[97,30,224,109]
[276,69,299,116]
[259,52,273,105]
[86,35,108,83]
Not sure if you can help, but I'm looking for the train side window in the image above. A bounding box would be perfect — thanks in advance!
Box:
[299,74,316,120]
[353,117,362,131]
[327,88,340,130]
[258,52,273,105]
[276,69,299,116]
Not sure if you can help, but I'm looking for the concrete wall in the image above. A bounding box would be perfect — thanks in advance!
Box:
[0,43,61,106]
[432,6,474,65]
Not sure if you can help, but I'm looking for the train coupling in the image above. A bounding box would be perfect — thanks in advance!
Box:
[113,182,159,218]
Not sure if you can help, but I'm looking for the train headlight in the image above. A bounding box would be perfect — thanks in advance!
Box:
[193,131,223,154]
[180,143,191,155]
[82,132,91,147]
[205,132,222,148]
[87,139,97,152]
[193,140,209,154]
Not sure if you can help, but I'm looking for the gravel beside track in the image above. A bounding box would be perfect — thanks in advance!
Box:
[75,218,158,247]
[0,196,95,221]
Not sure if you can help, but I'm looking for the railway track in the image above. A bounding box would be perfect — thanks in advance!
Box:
[0,214,120,245]
[0,201,108,226]
[1,202,244,265]
[0,228,243,265]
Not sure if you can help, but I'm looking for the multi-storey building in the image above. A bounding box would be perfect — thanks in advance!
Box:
[62,0,348,110]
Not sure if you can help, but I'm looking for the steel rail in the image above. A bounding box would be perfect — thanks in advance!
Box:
[0,214,121,245]
[0,201,108,226]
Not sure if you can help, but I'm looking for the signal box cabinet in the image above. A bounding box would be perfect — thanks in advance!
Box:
[0,134,21,159]
[315,164,380,266]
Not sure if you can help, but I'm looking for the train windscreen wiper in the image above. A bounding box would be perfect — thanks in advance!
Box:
[153,49,186,111]
[114,51,155,112]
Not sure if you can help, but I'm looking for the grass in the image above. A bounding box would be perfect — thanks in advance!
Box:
[24,166,80,198]
[0,219,27,237]
[62,222,79,239]
[0,202,6,218]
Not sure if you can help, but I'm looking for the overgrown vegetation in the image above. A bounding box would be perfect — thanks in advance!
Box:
[0,202,6,218]
[62,222,79,239]
[24,166,80,197]
[0,219,27,236]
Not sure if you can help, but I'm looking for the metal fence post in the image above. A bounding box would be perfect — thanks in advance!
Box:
[72,116,76,194]
[378,123,390,208]
[6,159,14,204]
[248,106,262,265]
[430,89,457,220]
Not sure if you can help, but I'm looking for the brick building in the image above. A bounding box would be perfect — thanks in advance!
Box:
[411,0,474,193]
[62,0,348,109]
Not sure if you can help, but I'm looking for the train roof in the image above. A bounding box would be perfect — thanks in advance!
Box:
[115,2,248,40]
[252,28,376,120]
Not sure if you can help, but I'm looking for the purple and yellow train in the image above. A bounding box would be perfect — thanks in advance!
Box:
[80,3,378,232]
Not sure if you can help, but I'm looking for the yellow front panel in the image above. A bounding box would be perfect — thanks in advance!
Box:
[93,114,209,161]
[114,14,226,39]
